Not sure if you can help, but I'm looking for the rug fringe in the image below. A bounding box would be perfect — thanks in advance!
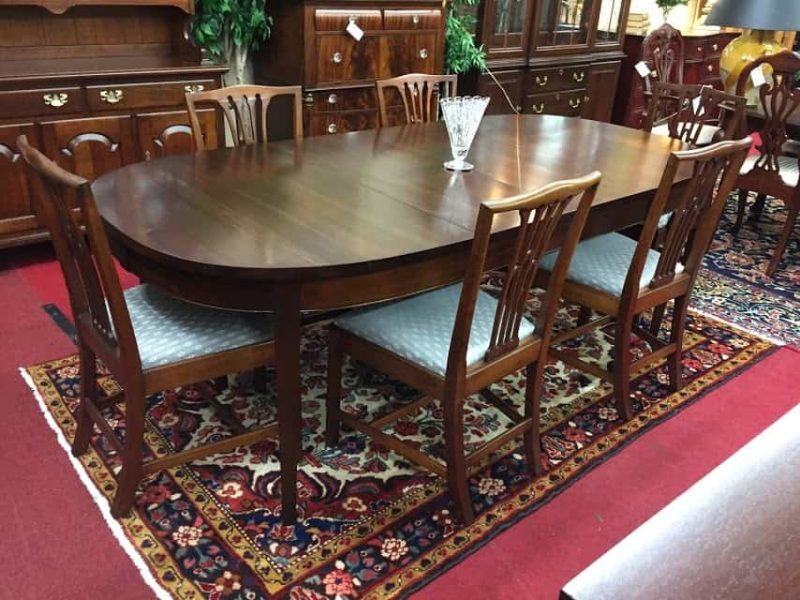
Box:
[688,308,787,347]
[18,367,171,600]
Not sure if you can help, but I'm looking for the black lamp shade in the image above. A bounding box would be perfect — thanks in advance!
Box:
[705,0,800,31]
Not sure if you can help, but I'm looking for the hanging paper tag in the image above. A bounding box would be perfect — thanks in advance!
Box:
[751,64,767,88]
[346,20,364,41]
[635,61,651,78]
[692,95,702,114]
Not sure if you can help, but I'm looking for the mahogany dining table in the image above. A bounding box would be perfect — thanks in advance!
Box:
[92,114,689,524]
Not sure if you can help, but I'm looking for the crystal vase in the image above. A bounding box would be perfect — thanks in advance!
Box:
[440,96,490,172]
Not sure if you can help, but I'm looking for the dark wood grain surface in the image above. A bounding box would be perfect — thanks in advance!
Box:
[561,401,800,600]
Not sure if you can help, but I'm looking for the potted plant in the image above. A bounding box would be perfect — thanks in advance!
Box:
[655,0,690,23]
[192,0,272,85]
[445,0,486,74]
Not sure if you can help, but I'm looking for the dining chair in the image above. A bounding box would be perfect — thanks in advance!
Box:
[641,24,685,95]
[186,84,303,149]
[376,73,458,127]
[644,82,746,146]
[534,137,751,422]
[17,134,279,518]
[326,171,602,524]
[732,51,800,276]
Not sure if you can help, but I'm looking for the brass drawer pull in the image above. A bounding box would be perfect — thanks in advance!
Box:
[412,14,420,24]
[43,93,68,108]
[303,93,314,106]
[535,75,548,86]
[328,93,338,104]
[573,71,585,83]
[532,103,545,114]
[184,84,205,94]
[569,97,582,109]
[99,89,124,104]
[332,52,343,64]
[697,45,704,53]
[327,123,338,134]
[712,43,719,51]
[707,64,714,73]
[419,48,429,59]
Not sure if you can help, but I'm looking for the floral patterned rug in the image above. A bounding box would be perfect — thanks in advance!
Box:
[691,194,799,346]
[23,293,774,600]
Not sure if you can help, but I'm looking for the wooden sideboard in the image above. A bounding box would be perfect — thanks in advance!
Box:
[612,30,737,129]
[254,0,446,137]
[462,0,632,122]
[0,2,226,250]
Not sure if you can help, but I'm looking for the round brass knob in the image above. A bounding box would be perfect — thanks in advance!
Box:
[328,93,338,104]
[419,48,428,59]
[327,123,338,134]
[332,52,343,64]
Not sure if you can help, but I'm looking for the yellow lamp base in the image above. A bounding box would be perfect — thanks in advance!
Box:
[719,30,784,101]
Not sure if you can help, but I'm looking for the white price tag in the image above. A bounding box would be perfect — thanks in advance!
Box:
[635,61,651,78]
[346,20,364,41]
[751,64,767,88]
[692,95,702,114]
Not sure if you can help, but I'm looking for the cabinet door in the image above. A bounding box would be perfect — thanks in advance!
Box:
[477,69,525,115]
[315,35,379,84]
[585,61,621,121]
[136,109,218,160]
[0,123,40,242]
[482,0,534,58]
[594,0,627,47]
[380,33,439,78]
[40,115,136,182]
[536,0,594,48]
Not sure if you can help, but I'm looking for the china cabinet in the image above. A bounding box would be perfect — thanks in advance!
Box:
[468,0,631,121]
[0,1,226,249]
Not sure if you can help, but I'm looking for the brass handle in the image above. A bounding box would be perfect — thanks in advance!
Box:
[535,75,548,86]
[532,103,545,114]
[43,93,68,108]
[697,45,703,53]
[569,98,582,109]
[184,84,205,94]
[348,15,357,24]
[332,52,343,64]
[707,64,714,73]
[144,150,152,161]
[712,43,719,51]
[303,93,314,106]
[573,71,585,83]
[327,123,338,134]
[412,14,420,24]
[419,48,428,59]
[516,105,522,112]
[328,93,338,104]
[99,89,124,104]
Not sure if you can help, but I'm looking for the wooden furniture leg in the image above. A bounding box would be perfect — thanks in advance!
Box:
[767,201,798,276]
[613,320,634,421]
[73,341,96,457]
[524,362,544,476]
[444,389,473,524]
[734,189,749,232]
[668,295,688,392]
[750,193,768,220]
[325,328,343,447]
[111,377,146,518]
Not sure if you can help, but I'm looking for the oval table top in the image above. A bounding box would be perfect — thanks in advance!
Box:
[93,115,686,286]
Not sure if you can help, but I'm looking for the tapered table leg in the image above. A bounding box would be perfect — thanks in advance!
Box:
[274,284,302,525]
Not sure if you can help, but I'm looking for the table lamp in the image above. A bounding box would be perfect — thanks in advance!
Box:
[705,0,800,93]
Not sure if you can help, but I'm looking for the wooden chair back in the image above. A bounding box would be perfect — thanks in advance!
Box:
[445,172,602,379]
[642,24,685,93]
[16,135,141,375]
[644,82,746,145]
[620,137,751,308]
[737,51,800,177]
[376,73,457,127]
[186,84,303,150]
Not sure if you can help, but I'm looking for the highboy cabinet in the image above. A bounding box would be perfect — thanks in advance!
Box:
[0,1,225,249]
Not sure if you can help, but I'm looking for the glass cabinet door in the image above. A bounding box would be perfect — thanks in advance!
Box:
[486,0,533,56]
[595,0,625,45]
[537,0,594,47]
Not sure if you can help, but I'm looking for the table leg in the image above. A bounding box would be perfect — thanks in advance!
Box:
[274,284,302,525]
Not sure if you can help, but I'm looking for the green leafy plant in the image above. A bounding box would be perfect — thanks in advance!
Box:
[445,0,486,74]
[655,0,690,21]
[192,0,272,59]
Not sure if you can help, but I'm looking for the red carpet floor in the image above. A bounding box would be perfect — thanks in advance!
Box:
[1,246,798,599]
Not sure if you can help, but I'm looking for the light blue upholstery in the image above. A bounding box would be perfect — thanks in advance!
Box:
[334,283,535,376]
[539,232,671,297]
[740,155,799,187]
[123,285,273,370]
[651,123,721,146]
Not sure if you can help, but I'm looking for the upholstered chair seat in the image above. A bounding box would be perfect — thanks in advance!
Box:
[740,155,800,187]
[538,232,683,297]
[334,283,535,376]
[124,285,274,370]
[651,123,721,146]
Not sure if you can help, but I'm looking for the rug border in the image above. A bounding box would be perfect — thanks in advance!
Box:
[18,367,169,600]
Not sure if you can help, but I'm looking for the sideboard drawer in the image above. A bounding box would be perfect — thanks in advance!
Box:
[306,110,378,136]
[303,88,376,112]
[85,79,216,112]
[528,65,589,94]
[0,86,85,118]
[315,9,382,32]
[379,33,438,78]
[383,9,441,30]
[315,36,379,84]
[528,90,587,117]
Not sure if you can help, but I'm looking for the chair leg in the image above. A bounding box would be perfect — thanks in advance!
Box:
[577,305,592,326]
[523,362,544,477]
[325,328,343,447]
[72,342,96,457]
[612,319,634,421]
[444,395,474,525]
[750,193,767,220]
[253,366,268,393]
[213,375,228,390]
[766,200,798,277]
[733,189,748,232]
[649,302,668,337]
[668,296,689,393]
[111,381,145,518]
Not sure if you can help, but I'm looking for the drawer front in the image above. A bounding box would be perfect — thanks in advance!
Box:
[316,36,379,84]
[383,9,442,30]
[303,88,377,112]
[0,87,85,119]
[380,33,438,78]
[685,40,707,61]
[315,9,382,32]
[306,110,378,136]
[86,79,216,112]
[701,59,720,82]
[528,90,587,118]
[528,65,589,94]
[705,38,725,58]
[0,123,38,223]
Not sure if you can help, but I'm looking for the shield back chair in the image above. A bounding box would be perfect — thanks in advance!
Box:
[641,24,685,96]
[535,137,751,423]
[732,51,800,276]
[18,134,279,519]
[644,82,746,146]
[326,171,602,524]
[186,84,303,150]
[376,73,458,127]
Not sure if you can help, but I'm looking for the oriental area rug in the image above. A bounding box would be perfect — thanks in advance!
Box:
[21,290,774,600]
